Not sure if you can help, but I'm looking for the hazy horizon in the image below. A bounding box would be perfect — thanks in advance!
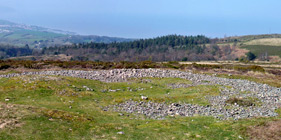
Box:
[1,0,281,38]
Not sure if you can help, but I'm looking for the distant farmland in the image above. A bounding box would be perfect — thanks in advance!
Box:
[241,45,281,57]
[244,38,281,46]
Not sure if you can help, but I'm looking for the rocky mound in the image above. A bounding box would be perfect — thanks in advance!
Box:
[0,69,280,120]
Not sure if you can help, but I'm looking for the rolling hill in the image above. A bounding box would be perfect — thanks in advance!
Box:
[0,19,280,62]
[38,34,281,62]
[0,20,133,48]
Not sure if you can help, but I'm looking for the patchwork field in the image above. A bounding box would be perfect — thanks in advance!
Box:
[0,69,280,140]
[239,38,281,59]
[0,30,66,46]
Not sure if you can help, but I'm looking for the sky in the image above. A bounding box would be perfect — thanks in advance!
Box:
[0,0,281,38]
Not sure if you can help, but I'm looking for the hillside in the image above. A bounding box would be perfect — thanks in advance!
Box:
[0,20,132,47]
[209,34,281,62]
[42,34,281,62]
[238,38,281,60]
[41,35,240,61]
[222,34,281,43]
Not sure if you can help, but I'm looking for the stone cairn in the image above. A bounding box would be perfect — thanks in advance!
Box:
[0,69,280,120]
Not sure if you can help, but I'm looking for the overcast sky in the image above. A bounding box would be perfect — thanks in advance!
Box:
[0,0,280,38]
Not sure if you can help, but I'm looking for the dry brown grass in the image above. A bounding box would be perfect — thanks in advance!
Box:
[0,103,33,129]
[180,61,281,68]
[248,119,281,140]
[245,71,281,87]
[232,46,249,58]
[245,38,281,46]
[8,54,72,61]
[268,56,281,63]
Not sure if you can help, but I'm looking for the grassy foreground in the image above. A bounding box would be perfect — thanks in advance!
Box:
[0,74,280,140]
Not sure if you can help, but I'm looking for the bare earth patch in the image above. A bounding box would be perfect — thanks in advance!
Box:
[232,46,249,58]
[0,103,34,129]
[248,119,281,140]
[0,103,21,129]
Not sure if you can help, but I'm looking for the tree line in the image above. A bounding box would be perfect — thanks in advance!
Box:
[42,35,237,61]
[0,44,32,59]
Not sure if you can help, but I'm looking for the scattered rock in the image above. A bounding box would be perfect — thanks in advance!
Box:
[117,131,124,135]
[141,96,148,100]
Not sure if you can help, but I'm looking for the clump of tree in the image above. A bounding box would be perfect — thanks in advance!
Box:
[0,44,32,59]
[238,51,257,62]
[246,52,257,61]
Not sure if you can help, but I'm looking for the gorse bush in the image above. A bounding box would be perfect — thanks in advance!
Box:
[233,65,265,72]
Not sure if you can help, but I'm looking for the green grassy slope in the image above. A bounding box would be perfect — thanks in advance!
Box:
[241,45,281,57]
[0,19,133,47]
[236,37,281,58]
[0,30,66,42]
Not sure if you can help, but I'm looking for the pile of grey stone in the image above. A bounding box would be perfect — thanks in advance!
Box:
[107,100,277,120]
[0,69,280,120]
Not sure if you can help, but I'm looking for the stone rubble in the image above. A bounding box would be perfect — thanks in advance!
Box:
[0,69,280,120]
[167,81,212,89]
[141,96,148,100]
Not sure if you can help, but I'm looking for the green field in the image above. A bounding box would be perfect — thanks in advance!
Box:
[241,45,281,58]
[0,30,66,43]
[0,75,280,139]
